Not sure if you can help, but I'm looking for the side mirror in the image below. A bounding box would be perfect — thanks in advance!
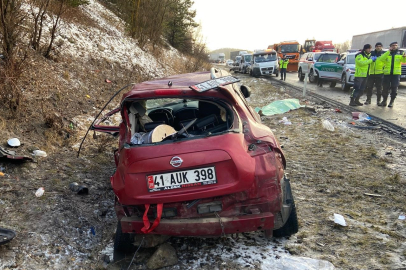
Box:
[240,85,251,98]
[337,60,344,65]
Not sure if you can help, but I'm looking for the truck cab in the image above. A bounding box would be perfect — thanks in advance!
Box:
[248,50,279,77]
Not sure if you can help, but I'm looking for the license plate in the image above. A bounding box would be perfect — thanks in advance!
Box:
[147,167,217,192]
[264,71,269,74]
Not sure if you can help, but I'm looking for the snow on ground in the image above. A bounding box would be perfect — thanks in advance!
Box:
[172,232,335,270]
[22,0,180,79]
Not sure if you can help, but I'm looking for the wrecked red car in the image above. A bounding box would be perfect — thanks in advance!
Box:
[92,68,298,254]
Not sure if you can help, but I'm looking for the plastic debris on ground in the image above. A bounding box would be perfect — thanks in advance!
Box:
[322,120,335,132]
[32,150,47,157]
[0,146,33,162]
[35,187,45,197]
[255,99,302,116]
[399,214,405,220]
[7,138,21,147]
[333,213,347,226]
[352,112,371,121]
[279,117,292,125]
[69,182,89,195]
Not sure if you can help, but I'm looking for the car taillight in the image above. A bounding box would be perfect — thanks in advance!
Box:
[154,89,184,96]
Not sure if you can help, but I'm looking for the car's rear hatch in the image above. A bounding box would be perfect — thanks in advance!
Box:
[112,132,255,205]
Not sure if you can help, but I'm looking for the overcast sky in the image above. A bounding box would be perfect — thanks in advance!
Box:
[192,0,406,52]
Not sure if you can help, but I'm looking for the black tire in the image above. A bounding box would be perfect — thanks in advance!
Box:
[330,82,336,88]
[309,69,316,83]
[113,222,135,262]
[273,201,299,237]
[273,177,299,238]
[341,75,350,91]
[249,69,253,76]
[298,68,304,81]
[275,72,279,77]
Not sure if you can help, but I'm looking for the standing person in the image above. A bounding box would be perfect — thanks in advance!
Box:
[378,41,406,107]
[279,55,289,81]
[364,42,385,105]
[349,44,376,106]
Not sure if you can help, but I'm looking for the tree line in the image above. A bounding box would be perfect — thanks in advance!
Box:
[0,0,208,114]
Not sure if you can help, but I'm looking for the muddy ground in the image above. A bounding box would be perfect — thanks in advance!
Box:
[1,72,406,270]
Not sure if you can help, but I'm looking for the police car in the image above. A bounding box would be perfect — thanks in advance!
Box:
[298,51,342,86]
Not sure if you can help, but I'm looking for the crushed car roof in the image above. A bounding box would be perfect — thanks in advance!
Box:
[121,70,234,100]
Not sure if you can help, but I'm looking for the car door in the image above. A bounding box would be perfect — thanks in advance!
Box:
[314,54,343,80]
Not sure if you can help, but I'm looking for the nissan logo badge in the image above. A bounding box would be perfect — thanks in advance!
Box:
[170,156,183,167]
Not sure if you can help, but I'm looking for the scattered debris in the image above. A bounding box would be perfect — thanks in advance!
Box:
[35,187,45,197]
[334,108,342,113]
[333,213,347,227]
[32,150,47,157]
[7,138,21,147]
[279,117,292,125]
[364,193,382,197]
[69,182,89,195]
[86,95,91,98]
[322,120,334,132]
[0,172,4,177]
[0,147,33,162]
[399,214,405,220]
[0,227,16,245]
[352,112,370,121]
[105,79,112,83]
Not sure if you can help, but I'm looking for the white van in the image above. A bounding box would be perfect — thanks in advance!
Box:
[247,50,279,77]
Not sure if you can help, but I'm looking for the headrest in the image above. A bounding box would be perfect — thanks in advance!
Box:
[129,102,146,116]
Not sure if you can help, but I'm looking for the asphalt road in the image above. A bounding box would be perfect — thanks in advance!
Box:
[278,72,406,128]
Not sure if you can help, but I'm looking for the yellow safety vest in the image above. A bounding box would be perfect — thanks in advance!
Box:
[279,59,289,69]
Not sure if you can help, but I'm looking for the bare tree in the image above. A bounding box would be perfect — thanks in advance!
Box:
[29,0,51,51]
[334,40,352,53]
[44,0,69,58]
[0,0,25,64]
[0,0,27,114]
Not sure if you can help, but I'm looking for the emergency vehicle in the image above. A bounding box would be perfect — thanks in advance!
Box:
[298,51,341,86]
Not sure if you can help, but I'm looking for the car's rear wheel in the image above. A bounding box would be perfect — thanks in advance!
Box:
[275,71,279,77]
[273,200,299,237]
[113,222,135,262]
[330,82,336,88]
[341,75,350,91]
[273,177,299,238]
[298,68,304,81]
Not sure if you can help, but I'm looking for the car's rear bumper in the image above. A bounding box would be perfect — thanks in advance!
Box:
[120,212,274,236]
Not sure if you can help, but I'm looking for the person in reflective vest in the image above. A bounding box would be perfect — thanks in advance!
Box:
[377,41,406,107]
[350,44,376,106]
[279,55,289,81]
[364,42,385,105]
